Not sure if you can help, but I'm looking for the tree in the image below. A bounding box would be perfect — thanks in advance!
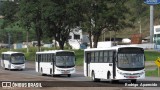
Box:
[41,0,82,50]
[81,0,132,48]
[0,1,18,28]
[0,1,21,45]
[19,0,43,51]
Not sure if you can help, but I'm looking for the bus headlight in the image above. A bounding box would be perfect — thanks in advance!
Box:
[117,70,125,75]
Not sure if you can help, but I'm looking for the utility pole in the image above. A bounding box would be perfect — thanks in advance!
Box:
[150,5,154,43]
[144,0,160,43]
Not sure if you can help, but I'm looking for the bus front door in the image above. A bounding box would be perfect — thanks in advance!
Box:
[112,51,116,79]
[86,52,91,77]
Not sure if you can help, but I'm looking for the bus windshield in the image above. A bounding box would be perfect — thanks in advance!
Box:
[117,53,144,70]
[11,54,25,64]
[117,47,145,70]
[56,56,75,68]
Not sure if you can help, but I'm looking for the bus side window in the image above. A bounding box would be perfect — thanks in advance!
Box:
[104,51,108,63]
[2,54,4,59]
[48,54,51,62]
[95,51,99,63]
[109,51,113,63]
[91,52,95,63]
[4,54,10,61]
[46,54,48,62]
[99,51,103,63]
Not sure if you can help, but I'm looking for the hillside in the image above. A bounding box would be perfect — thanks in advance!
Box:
[103,1,160,40]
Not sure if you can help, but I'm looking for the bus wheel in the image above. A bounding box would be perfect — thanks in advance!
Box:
[107,72,111,79]
[3,64,6,70]
[131,79,137,83]
[41,68,45,76]
[50,69,54,77]
[68,74,71,77]
[92,71,100,82]
[107,72,113,83]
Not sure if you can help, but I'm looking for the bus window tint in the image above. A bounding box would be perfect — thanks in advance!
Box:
[11,55,25,64]
[56,56,75,67]
[91,52,95,62]
[109,51,113,63]
[56,56,65,66]
[4,54,10,60]
[104,51,108,63]
[95,52,99,62]
[118,54,144,68]
[99,51,103,62]
[66,56,75,66]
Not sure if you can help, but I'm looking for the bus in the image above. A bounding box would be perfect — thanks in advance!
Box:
[35,50,76,77]
[84,46,145,83]
[1,51,25,70]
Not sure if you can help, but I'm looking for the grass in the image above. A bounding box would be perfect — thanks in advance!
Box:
[0,48,160,66]
[146,68,159,77]
[144,51,160,61]
[74,49,84,66]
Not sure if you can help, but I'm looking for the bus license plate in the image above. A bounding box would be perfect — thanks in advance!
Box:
[127,76,138,78]
[63,71,69,74]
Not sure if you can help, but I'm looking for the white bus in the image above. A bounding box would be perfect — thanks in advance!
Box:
[35,50,76,77]
[1,51,25,70]
[84,46,145,83]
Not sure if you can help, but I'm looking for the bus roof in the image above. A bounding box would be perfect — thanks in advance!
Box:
[84,45,143,51]
[36,50,74,54]
[1,51,24,55]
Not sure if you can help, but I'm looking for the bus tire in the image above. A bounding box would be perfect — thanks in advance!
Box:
[3,64,6,70]
[50,69,54,77]
[92,71,100,82]
[131,79,137,83]
[41,68,45,76]
[107,72,114,83]
[107,72,111,79]
[68,74,71,77]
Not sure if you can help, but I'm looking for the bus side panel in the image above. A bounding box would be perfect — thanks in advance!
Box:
[35,62,38,72]
[35,54,39,72]
[84,51,87,76]
[1,59,4,67]
[40,62,53,74]
[4,60,10,69]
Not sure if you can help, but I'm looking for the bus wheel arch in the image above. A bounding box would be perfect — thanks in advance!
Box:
[50,69,52,75]
[107,71,111,79]
[91,70,100,82]
[41,68,45,76]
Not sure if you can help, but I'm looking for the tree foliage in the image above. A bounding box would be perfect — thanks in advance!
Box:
[41,0,83,49]
[0,0,155,49]
[81,0,132,48]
